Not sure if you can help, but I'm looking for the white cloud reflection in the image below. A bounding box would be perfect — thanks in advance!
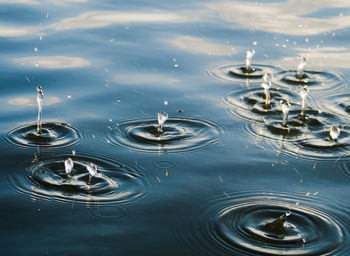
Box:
[7,96,60,107]
[167,36,237,56]
[114,73,180,85]
[206,0,350,35]
[51,11,196,31]
[279,47,350,68]
[14,56,90,69]
[0,25,38,37]
[0,0,39,4]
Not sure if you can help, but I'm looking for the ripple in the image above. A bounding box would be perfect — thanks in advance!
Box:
[107,118,223,153]
[223,87,298,123]
[182,188,348,256]
[3,122,82,148]
[274,70,345,92]
[206,63,280,84]
[317,93,350,122]
[243,103,350,160]
[8,153,154,206]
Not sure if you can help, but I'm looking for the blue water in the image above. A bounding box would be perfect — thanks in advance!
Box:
[1,1,350,255]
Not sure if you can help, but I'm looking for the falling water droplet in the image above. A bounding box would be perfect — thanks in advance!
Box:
[330,126,340,141]
[157,111,168,132]
[64,158,74,174]
[297,57,307,79]
[164,100,168,106]
[36,86,44,134]
[245,49,255,71]
[87,163,98,177]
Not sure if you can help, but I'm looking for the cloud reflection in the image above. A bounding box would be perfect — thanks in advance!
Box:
[167,36,237,56]
[8,96,60,107]
[0,25,38,37]
[51,11,196,31]
[14,56,90,69]
[280,47,350,68]
[114,73,180,85]
[206,0,350,35]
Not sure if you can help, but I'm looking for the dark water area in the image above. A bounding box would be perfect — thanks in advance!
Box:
[1,0,350,255]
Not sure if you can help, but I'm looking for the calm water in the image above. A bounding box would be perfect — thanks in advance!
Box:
[1,0,350,255]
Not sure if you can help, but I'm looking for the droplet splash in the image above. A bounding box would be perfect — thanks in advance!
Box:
[157,111,168,132]
[87,162,98,177]
[36,86,44,134]
[64,158,73,174]
[281,100,291,126]
[245,49,255,72]
[8,154,154,206]
[182,188,348,256]
[297,57,307,79]
[106,118,224,153]
[298,86,309,115]
[330,126,341,141]
[261,72,273,105]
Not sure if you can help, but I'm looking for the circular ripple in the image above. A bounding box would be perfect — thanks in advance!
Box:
[274,70,345,92]
[206,63,280,84]
[223,87,298,123]
[317,93,350,122]
[107,118,223,153]
[8,153,154,206]
[3,122,81,148]
[183,188,348,256]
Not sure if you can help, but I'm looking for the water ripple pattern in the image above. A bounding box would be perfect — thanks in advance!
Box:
[107,118,224,153]
[274,70,345,92]
[8,153,154,206]
[206,63,280,84]
[317,92,350,122]
[182,188,348,256]
[3,122,82,148]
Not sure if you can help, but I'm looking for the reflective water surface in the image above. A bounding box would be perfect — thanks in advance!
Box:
[1,0,350,255]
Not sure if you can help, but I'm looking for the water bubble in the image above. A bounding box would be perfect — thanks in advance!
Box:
[330,126,340,141]
[87,163,98,177]
[157,111,168,132]
[64,158,73,174]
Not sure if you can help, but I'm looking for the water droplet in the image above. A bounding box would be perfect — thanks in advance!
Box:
[297,57,307,78]
[34,48,38,52]
[330,126,340,141]
[72,150,76,155]
[64,158,74,174]
[245,49,255,69]
[87,163,98,177]
[174,64,179,68]
[164,100,168,106]
[157,111,168,130]
[36,86,44,133]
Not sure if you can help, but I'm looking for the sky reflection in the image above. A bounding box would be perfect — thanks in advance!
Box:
[13,56,90,69]
[51,11,196,31]
[167,36,237,56]
[206,0,350,35]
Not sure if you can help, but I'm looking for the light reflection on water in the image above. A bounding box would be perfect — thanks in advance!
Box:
[0,0,350,255]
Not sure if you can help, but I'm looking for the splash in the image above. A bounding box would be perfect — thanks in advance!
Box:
[36,86,44,134]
